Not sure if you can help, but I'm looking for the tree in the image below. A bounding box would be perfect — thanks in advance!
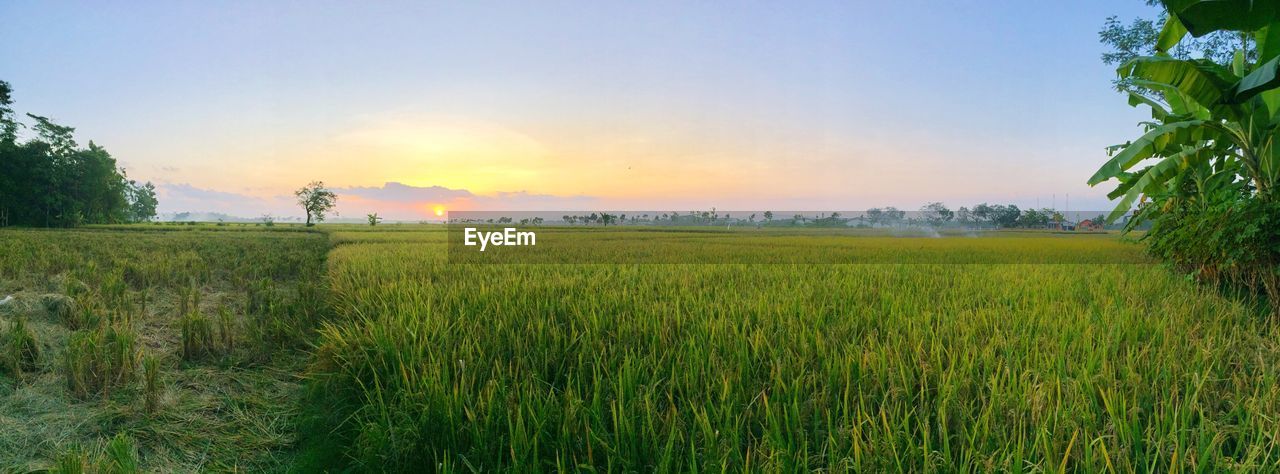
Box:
[367,212,382,226]
[1099,0,1253,92]
[763,210,773,223]
[295,181,337,226]
[989,205,1021,228]
[970,203,992,226]
[955,206,973,226]
[126,181,158,222]
[0,82,153,227]
[0,80,17,144]
[1092,0,1280,309]
[919,202,954,226]
[1091,1,1280,222]
[1017,208,1051,228]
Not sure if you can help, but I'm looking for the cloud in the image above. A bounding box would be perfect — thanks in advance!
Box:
[156,181,599,221]
[156,183,296,218]
[333,182,599,219]
[337,182,475,203]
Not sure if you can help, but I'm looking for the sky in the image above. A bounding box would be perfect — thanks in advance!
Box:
[0,0,1158,220]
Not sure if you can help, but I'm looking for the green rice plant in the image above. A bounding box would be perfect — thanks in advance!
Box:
[51,447,88,474]
[303,227,1280,472]
[246,302,293,355]
[62,275,90,299]
[135,289,147,318]
[99,270,129,313]
[246,278,273,316]
[216,306,236,355]
[142,352,161,413]
[176,279,200,316]
[64,324,140,399]
[2,316,41,379]
[100,433,140,473]
[64,331,99,398]
[66,299,103,331]
[180,312,214,361]
[50,434,141,474]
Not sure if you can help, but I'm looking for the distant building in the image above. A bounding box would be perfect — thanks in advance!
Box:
[1078,219,1103,231]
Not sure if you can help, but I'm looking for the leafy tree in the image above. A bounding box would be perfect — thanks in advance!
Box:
[0,82,155,227]
[0,80,17,144]
[1016,208,1052,228]
[126,180,158,222]
[920,202,954,226]
[970,203,993,226]
[1092,0,1280,309]
[367,212,382,226]
[990,205,1021,228]
[1099,0,1253,91]
[295,181,338,226]
[955,206,973,225]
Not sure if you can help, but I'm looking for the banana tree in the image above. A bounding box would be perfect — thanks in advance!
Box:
[1090,0,1280,224]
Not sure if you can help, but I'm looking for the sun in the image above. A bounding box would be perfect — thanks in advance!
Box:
[434,206,444,217]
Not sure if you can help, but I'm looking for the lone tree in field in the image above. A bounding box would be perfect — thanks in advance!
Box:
[295,181,337,226]
[367,212,381,227]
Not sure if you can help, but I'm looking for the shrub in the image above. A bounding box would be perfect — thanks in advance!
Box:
[1143,198,1280,315]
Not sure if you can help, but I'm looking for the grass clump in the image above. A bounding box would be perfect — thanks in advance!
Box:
[41,293,76,322]
[2,316,41,379]
[179,312,214,361]
[142,352,161,413]
[50,433,141,474]
[180,307,237,362]
[64,324,139,400]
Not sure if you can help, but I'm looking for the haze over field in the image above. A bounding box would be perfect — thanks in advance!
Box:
[0,0,1155,219]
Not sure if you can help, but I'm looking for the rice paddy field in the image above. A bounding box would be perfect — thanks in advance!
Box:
[3,224,1280,471]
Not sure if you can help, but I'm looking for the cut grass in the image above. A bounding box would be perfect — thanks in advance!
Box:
[0,227,329,471]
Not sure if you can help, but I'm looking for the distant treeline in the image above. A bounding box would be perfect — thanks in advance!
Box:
[451,203,1116,230]
[0,81,157,227]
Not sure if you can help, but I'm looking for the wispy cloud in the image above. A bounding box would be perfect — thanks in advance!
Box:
[156,181,599,220]
[333,182,599,219]
[156,183,295,218]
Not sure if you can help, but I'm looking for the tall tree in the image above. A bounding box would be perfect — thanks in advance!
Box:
[0,82,155,227]
[1092,0,1280,309]
[295,181,338,226]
